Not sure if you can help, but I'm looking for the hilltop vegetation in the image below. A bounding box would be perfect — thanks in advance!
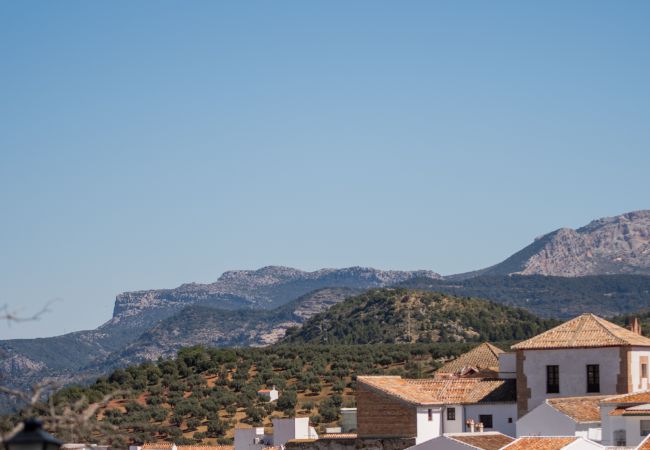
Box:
[283,288,558,345]
[2,343,483,447]
[399,274,650,319]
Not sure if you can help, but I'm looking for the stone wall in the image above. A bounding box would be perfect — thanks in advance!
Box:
[356,383,417,438]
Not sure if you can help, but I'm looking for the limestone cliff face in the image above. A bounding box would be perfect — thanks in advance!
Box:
[451,210,650,279]
[0,267,439,405]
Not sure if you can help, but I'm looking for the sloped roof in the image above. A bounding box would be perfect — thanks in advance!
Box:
[142,445,173,450]
[447,432,515,450]
[437,343,504,375]
[511,314,650,350]
[502,437,578,450]
[546,396,609,423]
[603,391,650,404]
[357,376,516,406]
[608,404,650,416]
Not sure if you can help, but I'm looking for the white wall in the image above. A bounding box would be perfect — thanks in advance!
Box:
[272,418,311,447]
[600,404,625,446]
[564,438,605,449]
[631,348,650,392]
[340,408,357,432]
[600,409,650,447]
[499,353,516,379]
[443,405,464,434]
[465,403,517,437]
[416,407,442,444]
[516,402,577,437]
[522,347,621,413]
[234,428,267,450]
[406,435,473,450]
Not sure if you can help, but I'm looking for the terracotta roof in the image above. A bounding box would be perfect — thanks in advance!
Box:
[258,389,272,393]
[437,343,504,375]
[511,314,650,350]
[546,395,609,422]
[177,447,234,450]
[447,432,515,450]
[319,434,358,439]
[142,445,173,450]
[502,437,579,450]
[357,376,516,406]
[606,404,650,416]
[608,407,627,416]
[603,391,650,404]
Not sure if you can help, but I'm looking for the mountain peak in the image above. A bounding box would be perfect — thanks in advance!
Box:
[450,210,650,279]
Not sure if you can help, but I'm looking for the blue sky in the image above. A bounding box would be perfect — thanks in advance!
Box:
[1,1,649,339]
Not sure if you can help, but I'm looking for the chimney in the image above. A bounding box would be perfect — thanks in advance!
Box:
[630,318,642,335]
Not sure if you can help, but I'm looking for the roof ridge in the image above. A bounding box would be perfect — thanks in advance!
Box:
[590,314,629,345]
[447,436,486,450]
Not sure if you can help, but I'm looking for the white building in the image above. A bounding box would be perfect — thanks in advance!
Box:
[234,418,317,450]
[406,432,514,450]
[257,386,279,402]
[356,375,517,443]
[516,396,604,440]
[511,313,650,418]
[600,391,650,447]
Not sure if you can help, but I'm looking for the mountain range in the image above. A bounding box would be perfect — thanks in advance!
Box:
[1,209,650,409]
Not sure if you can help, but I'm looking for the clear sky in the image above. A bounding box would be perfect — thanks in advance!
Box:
[1,1,649,339]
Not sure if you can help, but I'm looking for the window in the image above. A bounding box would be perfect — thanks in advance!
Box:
[547,365,560,394]
[614,429,626,446]
[587,365,600,393]
[447,407,455,421]
[642,363,648,379]
[479,415,493,429]
[428,409,433,422]
[508,418,513,424]
[641,420,650,437]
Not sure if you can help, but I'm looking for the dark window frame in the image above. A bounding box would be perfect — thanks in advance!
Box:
[428,408,433,421]
[479,414,493,429]
[447,407,455,421]
[547,365,560,394]
[587,364,600,393]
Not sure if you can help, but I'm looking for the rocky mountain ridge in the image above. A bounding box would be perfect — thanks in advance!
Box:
[0,267,437,406]
[450,210,650,279]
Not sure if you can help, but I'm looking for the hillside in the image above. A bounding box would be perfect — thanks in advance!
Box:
[0,343,479,447]
[99,288,363,369]
[282,289,559,345]
[0,283,376,405]
[398,274,650,319]
[449,210,650,279]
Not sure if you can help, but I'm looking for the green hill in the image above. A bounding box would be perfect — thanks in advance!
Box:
[282,288,559,345]
[398,274,650,319]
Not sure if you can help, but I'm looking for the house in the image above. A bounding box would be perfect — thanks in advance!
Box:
[234,418,318,450]
[406,431,514,450]
[356,375,517,443]
[501,436,603,450]
[600,391,650,447]
[257,386,279,402]
[436,343,505,379]
[516,395,605,441]
[511,313,650,418]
